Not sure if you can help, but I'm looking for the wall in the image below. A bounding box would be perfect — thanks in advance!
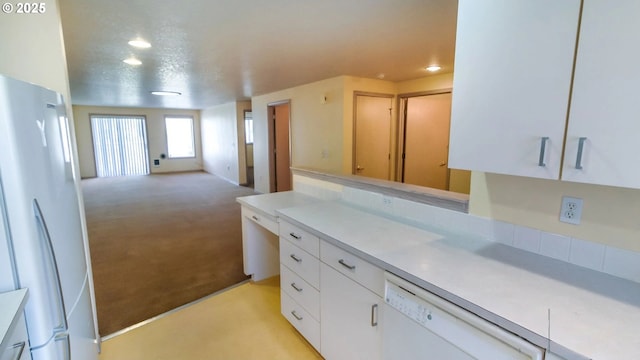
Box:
[470,173,640,252]
[0,0,70,102]
[73,106,202,178]
[252,77,345,193]
[251,73,467,194]
[201,101,251,185]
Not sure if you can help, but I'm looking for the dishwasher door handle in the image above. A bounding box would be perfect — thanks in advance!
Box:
[371,304,378,327]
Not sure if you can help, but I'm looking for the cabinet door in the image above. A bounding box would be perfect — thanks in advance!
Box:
[320,264,382,360]
[449,0,580,179]
[562,0,640,189]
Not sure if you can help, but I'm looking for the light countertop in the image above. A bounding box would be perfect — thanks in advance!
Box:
[236,191,321,220]
[276,201,640,360]
[0,288,28,353]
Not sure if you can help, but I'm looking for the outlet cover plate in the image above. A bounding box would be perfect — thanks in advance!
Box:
[560,196,583,225]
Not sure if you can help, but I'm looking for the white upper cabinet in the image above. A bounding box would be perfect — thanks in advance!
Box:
[449,0,581,179]
[562,0,640,188]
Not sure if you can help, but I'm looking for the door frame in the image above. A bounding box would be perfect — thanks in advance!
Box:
[352,91,394,179]
[396,89,452,183]
[267,100,291,192]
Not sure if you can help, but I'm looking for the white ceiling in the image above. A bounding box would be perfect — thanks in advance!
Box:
[59,0,458,110]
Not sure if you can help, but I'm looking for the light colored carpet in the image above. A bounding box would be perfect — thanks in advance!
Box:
[98,277,323,360]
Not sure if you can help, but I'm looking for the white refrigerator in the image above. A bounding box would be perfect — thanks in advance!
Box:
[0,74,99,359]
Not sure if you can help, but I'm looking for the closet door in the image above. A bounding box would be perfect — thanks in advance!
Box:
[449,0,580,179]
[562,0,640,189]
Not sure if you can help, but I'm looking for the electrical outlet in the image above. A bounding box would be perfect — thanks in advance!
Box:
[559,196,583,225]
[382,196,393,207]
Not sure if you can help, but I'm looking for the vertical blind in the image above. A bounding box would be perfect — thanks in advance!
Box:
[90,115,150,177]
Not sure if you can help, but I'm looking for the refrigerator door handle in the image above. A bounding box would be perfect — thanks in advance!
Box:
[33,199,69,332]
[54,332,71,360]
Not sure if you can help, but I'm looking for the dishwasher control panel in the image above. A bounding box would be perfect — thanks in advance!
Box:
[385,283,434,327]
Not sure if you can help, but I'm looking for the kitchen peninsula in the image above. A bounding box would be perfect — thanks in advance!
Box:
[239,169,640,360]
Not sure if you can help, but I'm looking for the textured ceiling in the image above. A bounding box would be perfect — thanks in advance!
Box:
[59,0,457,110]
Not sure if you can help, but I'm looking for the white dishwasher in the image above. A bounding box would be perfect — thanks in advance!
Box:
[383,272,544,360]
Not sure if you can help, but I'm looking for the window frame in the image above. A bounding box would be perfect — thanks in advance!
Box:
[164,115,196,159]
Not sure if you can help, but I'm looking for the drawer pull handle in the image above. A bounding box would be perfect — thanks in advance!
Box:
[252,215,259,221]
[290,283,303,292]
[371,304,378,327]
[289,232,301,240]
[575,137,587,170]
[290,254,302,263]
[538,136,549,167]
[10,341,26,360]
[338,259,356,270]
[291,310,303,321]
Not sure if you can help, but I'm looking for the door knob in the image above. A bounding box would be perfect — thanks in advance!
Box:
[356,165,364,171]
[439,162,447,167]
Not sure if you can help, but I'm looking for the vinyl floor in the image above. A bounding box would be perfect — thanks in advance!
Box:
[98,276,323,360]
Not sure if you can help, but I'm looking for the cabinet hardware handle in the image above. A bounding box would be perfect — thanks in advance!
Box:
[338,259,356,270]
[290,254,302,263]
[371,304,378,327]
[290,283,303,292]
[289,232,301,240]
[538,137,549,167]
[10,341,26,360]
[291,310,303,321]
[251,215,259,221]
[575,137,587,170]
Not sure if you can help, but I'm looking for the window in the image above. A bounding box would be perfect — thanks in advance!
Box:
[244,111,253,144]
[165,116,195,158]
[91,115,150,177]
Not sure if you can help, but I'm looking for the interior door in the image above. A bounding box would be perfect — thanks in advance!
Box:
[402,93,452,190]
[272,103,291,192]
[354,95,392,180]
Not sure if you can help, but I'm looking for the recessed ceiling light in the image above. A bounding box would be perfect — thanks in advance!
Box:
[128,39,151,48]
[425,65,442,72]
[123,58,142,66]
[151,91,181,96]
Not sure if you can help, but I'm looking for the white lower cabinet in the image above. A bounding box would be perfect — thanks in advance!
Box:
[1,312,31,360]
[278,221,321,352]
[320,262,383,360]
[281,291,321,351]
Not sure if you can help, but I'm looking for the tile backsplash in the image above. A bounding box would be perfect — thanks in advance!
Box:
[294,175,640,284]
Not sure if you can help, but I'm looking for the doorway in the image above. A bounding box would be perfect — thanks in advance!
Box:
[398,91,452,190]
[268,101,291,192]
[353,93,393,180]
[243,110,254,187]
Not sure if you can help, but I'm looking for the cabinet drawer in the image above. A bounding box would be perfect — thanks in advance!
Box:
[320,240,384,297]
[1,313,30,360]
[281,291,321,352]
[279,221,319,257]
[280,264,320,320]
[280,238,320,289]
[242,206,278,235]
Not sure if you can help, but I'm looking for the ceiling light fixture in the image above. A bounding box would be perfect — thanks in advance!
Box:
[123,58,142,66]
[150,91,181,96]
[128,39,151,48]
[425,65,442,72]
